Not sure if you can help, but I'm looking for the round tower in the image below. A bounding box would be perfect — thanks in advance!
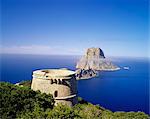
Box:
[31,68,77,107]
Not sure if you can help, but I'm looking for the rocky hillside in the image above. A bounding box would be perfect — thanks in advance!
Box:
[76,48,120,71]
[76,69,98,80]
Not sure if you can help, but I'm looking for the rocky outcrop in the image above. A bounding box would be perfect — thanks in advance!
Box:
[76,69,98,80]
[76,48,120,71]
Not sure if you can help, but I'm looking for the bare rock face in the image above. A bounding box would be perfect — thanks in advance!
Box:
[86,47,105,59]
[76,48,119,71]
[76,69,98,80]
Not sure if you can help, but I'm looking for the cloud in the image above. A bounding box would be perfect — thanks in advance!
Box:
[0,45,82,55]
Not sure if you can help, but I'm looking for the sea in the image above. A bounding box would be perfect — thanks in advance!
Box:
[0,54,149,114]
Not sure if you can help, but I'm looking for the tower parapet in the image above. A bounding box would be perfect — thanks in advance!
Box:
[31,69,77,107]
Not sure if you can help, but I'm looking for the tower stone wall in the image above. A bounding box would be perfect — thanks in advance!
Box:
[31,69,77,107]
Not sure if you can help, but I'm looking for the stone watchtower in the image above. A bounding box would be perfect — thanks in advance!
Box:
[31,68,77,107]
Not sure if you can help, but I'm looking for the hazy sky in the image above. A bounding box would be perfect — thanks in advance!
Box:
[1,0,149,57]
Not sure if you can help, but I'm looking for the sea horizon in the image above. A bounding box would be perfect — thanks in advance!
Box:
[1,53,150,59]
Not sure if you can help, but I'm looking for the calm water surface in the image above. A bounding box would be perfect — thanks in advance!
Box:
[0,54,149,114]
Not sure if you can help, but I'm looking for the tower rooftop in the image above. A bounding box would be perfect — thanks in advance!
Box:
[33,68,76,78]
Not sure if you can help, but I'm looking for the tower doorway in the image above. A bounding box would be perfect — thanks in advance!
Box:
[54,91,58,97]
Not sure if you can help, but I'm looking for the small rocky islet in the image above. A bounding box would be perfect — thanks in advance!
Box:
[76,47,120,79]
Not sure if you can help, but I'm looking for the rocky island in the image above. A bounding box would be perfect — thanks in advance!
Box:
[76,48,120,79]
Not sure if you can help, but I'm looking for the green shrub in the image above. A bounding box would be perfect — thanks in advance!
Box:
[46,104,79,119]
[73,103,103,119]
[0,82,54,119]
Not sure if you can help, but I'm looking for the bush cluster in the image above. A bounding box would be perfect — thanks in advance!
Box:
[0,82,54,118]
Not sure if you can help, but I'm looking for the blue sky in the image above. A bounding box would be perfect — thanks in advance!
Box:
[1,0,149,57]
